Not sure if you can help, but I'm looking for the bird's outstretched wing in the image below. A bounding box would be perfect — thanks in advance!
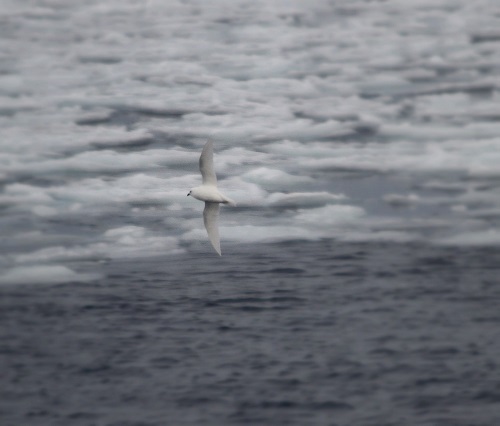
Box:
[203,202,221,255]
[199,140,217,185]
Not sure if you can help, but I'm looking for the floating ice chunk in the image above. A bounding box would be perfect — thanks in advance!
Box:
[384,193,421,207]
[402,68,438,82]
[295,204,366,226]
[8,149,196,175]
[420,180,469,193]
[242,167,313,190]
[0,75,25,96]
[0,96,38,116]
[154,116,355,143]
[256,119,355,142]
[75,108,114,125]
[266,191,346,208]
[0,173,204,211]
[265,139,340,159]
[215,147,271,173]
[437,229,500,246]
[15,226,184,263]
[214,177,267,207]
[32,205,58,217]
[240,77,319,98]
[0,265,99,285]
[182,225,314,244]
[1,122,152,155]
[89,128,154,148]
[451,204,467,213]
[104,225,146,243]
[338,230,419,244]
[0,183,53,207]
[359,74,413,97]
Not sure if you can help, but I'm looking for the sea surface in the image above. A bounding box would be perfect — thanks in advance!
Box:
[1,0,500,425]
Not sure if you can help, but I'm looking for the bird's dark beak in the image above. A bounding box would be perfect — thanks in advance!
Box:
[187,193,190,196]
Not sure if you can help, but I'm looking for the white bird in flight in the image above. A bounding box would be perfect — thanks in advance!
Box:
[187,140,235,255]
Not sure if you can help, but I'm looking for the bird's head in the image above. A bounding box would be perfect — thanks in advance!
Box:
[187,190,192,196]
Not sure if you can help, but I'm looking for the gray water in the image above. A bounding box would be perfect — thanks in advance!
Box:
[1,0,500,425]
[2,242,500,426]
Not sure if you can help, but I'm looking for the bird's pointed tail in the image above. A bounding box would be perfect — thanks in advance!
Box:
[221,194,236,206]
[223,197,236,206]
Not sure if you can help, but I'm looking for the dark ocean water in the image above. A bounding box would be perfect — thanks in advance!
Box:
[2,241,500,426]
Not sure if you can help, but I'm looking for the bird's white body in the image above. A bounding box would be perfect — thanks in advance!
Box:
[189,185,234,204]
[187,140,235,255]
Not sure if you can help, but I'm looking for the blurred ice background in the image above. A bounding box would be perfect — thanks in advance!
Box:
[2,0,500,273]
